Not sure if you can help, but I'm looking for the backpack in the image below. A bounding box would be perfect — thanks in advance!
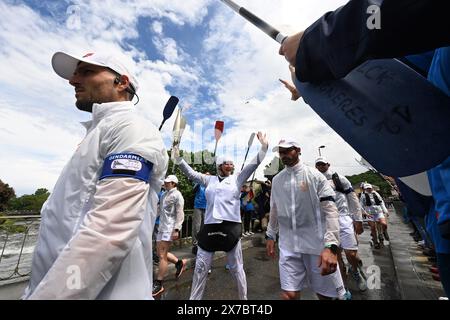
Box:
[332,173,345,193]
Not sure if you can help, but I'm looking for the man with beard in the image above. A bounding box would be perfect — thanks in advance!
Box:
[266,138,346,300]
[23,51,168,299]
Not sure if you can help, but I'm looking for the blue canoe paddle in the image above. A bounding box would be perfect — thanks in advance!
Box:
[159,96,179,131]
[220,0,450,177]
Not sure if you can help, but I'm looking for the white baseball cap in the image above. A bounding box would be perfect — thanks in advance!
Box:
[363,183,373,189]
[315,157,329,165]
[51,51,139,93]
[272,138,301,152]
[164,175,179,184]
[216,156,234,169]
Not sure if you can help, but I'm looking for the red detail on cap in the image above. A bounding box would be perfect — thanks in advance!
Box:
[82,53,95,58]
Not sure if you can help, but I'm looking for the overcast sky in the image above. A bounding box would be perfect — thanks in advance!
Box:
[0,0,368,196]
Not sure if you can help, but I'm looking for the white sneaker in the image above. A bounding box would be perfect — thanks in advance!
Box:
[249,231,254,235]
[350,268,367,291]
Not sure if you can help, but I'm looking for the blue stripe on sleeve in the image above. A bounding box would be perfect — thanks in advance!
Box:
[100,153,153,183]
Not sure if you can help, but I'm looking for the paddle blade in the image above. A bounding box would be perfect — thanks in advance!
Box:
[214,121,224,141]
[164,96,179,119]
[247,132,255,147]
[295,58,450,177]
[159,96,179,130]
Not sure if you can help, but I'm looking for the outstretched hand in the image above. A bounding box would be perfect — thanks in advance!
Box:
[279,65,301,101]
[257,132,268,149]
[279,79,300,101]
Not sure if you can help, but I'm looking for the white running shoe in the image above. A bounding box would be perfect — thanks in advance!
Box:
[350,268,367,291]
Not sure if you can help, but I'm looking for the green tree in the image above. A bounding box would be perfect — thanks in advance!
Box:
[0,179,16,211]
[7,188,50,213]
[263,156,285,180]
[34,188,49,196]
[168,149,216,210]
[346,171,392,198]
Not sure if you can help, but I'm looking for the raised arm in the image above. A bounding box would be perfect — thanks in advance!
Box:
[237,132,268,187]
[173,145,211,186]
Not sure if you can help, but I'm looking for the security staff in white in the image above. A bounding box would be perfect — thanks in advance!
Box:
[173,132,268,300]
[266,139,345,300]
[315,157,367,293]
[153,174,186,296]
[23,51,168,299]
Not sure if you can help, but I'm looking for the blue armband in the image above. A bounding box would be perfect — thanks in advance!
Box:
[100,153,153,183]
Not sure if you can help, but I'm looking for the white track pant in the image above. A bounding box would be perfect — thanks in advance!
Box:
[189,240,247,300]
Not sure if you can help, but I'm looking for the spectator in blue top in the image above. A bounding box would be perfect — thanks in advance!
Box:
[241,184,255,236]
[192,173,209,255]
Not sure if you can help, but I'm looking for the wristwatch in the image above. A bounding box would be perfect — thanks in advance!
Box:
[324,244,339,255]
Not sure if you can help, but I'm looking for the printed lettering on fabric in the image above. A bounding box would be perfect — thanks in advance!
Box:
[100,153,153,183]
[299,181,308,192]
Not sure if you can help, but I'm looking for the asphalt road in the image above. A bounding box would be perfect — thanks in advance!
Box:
[159,220,402,300]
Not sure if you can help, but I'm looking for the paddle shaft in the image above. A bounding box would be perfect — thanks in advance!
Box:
[158,122,165,131]
[213,140,219,157]
[241,147,250,171]
[220,0,286,44]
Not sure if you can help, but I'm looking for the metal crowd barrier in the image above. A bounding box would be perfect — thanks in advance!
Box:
[0,215,41,282]
[0,209,196,283]
[160,209,195,248]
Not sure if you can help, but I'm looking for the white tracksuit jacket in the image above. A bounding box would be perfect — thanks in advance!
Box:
[360,191,388,216]
[267,161,340,255]
[23,101,168,299]
[158,187,185,233]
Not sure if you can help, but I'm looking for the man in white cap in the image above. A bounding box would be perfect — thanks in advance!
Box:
[360,183,389,249]
[153,174,186,296]
[23,51,168,299]
[315,157,366,296]
[266,138,346,300]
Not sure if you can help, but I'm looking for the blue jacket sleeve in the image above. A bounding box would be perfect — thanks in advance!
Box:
[296,0,450,82]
